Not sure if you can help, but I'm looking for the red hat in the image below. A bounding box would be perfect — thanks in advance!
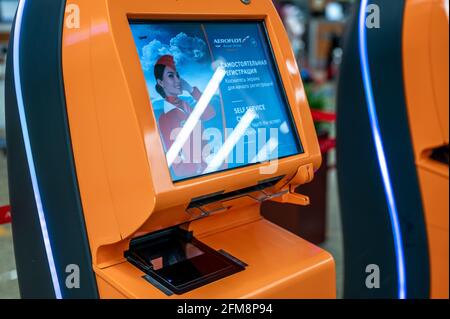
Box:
[155,55,176,71]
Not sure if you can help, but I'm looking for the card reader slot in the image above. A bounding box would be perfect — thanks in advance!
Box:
[430,145,449,165]
[186,176,286,218]
[188,176,285,209]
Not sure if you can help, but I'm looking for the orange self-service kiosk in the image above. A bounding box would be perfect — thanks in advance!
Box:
[6,0,335,299]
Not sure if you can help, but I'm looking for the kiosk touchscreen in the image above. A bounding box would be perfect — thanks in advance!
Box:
[6,0,336,299]
[128,20,303,182]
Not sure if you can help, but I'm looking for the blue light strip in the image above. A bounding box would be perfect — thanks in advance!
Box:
[13,0,63,299]
[358,0,406,299]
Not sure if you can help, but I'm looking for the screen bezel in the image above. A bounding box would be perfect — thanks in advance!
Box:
[101,0,321,211]
[128,19,305,183]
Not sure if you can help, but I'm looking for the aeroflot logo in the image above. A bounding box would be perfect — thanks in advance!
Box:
[214,38,245,45]
[214,36,256,48]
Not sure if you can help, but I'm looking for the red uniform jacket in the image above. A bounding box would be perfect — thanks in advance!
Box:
[159,87,216,178]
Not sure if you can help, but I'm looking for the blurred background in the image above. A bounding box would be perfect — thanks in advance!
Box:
[0,0,357,299]
[0,0,19,300]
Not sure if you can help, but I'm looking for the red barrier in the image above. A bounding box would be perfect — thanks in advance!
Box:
[0,205,11,225]
[312,110,337,154]
[319,137,336,154]
[311,110,337,123]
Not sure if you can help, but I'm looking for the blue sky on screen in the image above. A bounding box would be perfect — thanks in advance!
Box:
[130,23,216,108]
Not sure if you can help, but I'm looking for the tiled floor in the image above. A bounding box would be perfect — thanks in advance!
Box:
[322,163,344,298]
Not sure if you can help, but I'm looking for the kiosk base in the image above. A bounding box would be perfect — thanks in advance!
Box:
[95,218,336,299]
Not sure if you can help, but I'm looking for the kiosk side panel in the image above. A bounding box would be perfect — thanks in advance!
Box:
[6,0,98,298]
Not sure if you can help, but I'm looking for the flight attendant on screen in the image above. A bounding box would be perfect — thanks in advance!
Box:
[154,55,217,178]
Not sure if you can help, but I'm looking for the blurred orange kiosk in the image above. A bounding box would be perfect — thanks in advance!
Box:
[5,0,335,298]
[337,0,448,299]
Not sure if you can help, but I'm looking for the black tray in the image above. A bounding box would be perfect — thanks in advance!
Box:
[125,227,246,295]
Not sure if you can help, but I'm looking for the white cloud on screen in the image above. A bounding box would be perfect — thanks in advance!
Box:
[140,32,207,71]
